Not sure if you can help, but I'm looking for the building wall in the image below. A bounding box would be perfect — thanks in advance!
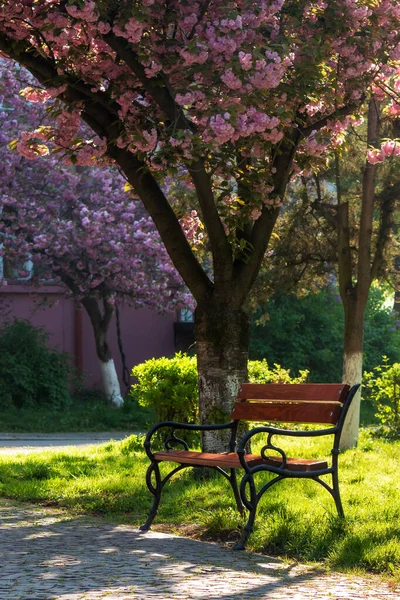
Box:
[0,285,177,392]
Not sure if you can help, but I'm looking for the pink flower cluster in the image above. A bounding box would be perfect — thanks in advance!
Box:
[113,18,144,44]
[179,210,204,246]
[367,140,400,164]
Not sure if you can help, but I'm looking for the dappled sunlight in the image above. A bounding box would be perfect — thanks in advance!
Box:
[0,497,399,598]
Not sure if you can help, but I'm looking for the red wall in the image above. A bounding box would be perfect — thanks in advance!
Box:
[0,285,177,392]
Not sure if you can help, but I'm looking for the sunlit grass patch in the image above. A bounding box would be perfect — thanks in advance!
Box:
[0,430,399,579]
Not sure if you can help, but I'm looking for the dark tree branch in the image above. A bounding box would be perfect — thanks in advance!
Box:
[102,33,232,285]
[0,32,212,302]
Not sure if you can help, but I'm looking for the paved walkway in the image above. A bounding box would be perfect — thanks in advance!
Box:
[0,499,398,600]
[0,432,133,454]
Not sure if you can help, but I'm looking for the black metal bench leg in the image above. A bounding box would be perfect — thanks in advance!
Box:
[229,468,245,515]
[332,469,344,518]
[140,461,162,532]
[233,474,257,550]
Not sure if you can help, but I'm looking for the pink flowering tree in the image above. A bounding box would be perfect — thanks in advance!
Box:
[1,1,400,448]
[0,62,189,407]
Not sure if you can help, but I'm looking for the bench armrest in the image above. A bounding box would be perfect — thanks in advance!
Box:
[236,424,338,471]
[144,420,236,458]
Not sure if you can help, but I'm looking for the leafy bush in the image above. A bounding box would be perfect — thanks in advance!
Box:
[0,319,73,409]
[131,353,198,424]
[248,358,308,384]
[363,358,400,438]
[131,353,307,426]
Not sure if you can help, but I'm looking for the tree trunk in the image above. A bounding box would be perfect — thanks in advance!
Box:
[81,297,124,408]
[340,296,366,449]
[195,300,249,452]
[100,357,124,408]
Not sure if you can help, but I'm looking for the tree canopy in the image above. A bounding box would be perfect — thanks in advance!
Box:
[1,1,400,448]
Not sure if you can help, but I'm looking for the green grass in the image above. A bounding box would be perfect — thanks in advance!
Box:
[0,395,154,433]
[0,429,399,579]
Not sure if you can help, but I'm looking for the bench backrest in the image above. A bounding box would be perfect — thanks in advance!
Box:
[230,383,351,425]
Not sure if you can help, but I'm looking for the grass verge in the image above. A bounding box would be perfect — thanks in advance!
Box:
[0,396,154,433]
[0,428,399,579]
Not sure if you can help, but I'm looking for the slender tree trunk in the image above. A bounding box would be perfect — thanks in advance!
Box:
[99,357,124,408]
[195,300,249,452]
[340,294,367,449]
[336,99,380,449]
[81,297,124,408]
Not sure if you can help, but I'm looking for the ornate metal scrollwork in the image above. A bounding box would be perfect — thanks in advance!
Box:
[164,428,190,451]
[260,432,287,468]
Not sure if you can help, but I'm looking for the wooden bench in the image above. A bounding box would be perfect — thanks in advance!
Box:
[140,382,360,549]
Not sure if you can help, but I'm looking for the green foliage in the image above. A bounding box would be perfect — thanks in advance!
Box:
[248,358,308,383]
[250,286,400,382]
[131,353,307,428]
[363,288,400,375]
[364,358,400,438]
[131,353,198,424]
[0,319,74,409]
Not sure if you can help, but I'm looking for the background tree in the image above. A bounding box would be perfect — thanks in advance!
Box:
[250,285,400,384]
[0,60,189,406]
[252,100,400,446]
[0,1,400,449]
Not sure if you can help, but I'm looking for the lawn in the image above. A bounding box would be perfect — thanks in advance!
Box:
[0,428,399,580]
[0,396,154,433]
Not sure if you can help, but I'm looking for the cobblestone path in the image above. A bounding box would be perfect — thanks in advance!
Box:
[0,499,398,600]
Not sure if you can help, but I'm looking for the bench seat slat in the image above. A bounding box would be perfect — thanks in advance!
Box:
[238,383,349,402]
[231,401,342,424]
[153,450,328,472]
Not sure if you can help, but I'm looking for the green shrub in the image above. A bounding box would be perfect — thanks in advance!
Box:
[131,353,308,426]
[363,357,400,438]
[0,319,73,409]
[131,353,198,424]
[248,358,308,384]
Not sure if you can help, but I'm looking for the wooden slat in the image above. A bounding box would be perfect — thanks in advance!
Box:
[153,450,328,472]
[231,401,342,424]
[237,383,349,403]
[263,456,328,472]
[153,450,265,469]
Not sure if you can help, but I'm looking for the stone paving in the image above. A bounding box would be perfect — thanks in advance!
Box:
[0,499,398,600]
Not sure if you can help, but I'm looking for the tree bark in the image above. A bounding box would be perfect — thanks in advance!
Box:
[81,296,124,408]
[336,99,380,449]
[100,358,124,408]
[195,299,249,452]
[340,292,367,449]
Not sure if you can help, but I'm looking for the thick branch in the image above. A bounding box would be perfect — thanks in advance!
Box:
[103,34,231,279]
[109,147,213,302]
[188,161,233,285]
[232,134,298,304]
[0,33,211,303]
[103,33,195,133]
[337,201,353,299]
[300,97,365,139]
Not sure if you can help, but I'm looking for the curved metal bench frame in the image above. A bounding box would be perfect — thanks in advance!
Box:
[140,383,360,549]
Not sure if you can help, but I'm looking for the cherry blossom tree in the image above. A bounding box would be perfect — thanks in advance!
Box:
[0,1,400,448]
[0,61,189,407]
